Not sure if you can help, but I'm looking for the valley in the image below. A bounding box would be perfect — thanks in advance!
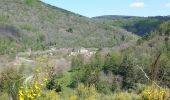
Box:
[0,0,170,100]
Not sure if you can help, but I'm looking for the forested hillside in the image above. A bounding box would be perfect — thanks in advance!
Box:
[0,0,137,55]
[1,19,170,100]
[93,15,170,36]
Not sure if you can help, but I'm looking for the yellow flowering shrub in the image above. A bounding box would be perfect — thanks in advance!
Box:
[141,85,170,100]
[18,67,48,100]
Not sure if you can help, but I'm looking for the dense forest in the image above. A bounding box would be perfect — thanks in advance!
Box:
[93,15,170,36]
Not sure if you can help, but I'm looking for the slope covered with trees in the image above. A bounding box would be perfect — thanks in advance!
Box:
[0,0,137,54]
[93,15,170,36]
[1,20,170,100]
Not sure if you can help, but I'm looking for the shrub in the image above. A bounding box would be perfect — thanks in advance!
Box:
[141,85,170,100]
[76,83,98,100]
[103,51,122,74]
[46,78,62,93]
[133,83,146,94]
[79,64,100,85]
[40,90,60,100]
[137,38,143,45]
[0,67,23,100]
[18,68,48,100]
[121,35,126,41]
[66,28,73,33]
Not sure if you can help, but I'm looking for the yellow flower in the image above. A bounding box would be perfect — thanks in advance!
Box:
[18,66,49,100]
[34,81,40,90]
[41,83,45,86]
[19,95,24,100]
[35,85,40,90]
[19,90,24,96]
[30,95,34,99]
[36,68,41,73]
[26,93,31,98]
[19,90,24,100]
[33,93,37,96]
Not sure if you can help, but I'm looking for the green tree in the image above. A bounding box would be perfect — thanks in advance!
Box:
[118,56,135,89]
[103,51,122,74]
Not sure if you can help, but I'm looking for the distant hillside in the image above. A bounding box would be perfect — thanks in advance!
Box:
[92,15,170,36]
[0,0,137,54]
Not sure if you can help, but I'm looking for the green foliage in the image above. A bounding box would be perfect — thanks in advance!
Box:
[0,93,9,100]
[137,38,143,45]
[119,56,135,89]
[121,35,126,41]
[0,36,16,55]
[46,75,63,92]
[69,51,144,93]
[20,33,47,51]
[76,83,97,100]
[79,54,103,86]
[46,78,57,90]
[0,15,9,23]
[25,0,37,6]
[70,53,106,92]
[0,67,23,100]
[165,37,170,50]
[158,47,170,87]
[94,15,170,36]
[133,83,146,94]
[80,64,100,85]
[66,28,73,33]
[159,21,170,35]
[1,0,170,99]
[124,18,162,36]
[103,51,122,74]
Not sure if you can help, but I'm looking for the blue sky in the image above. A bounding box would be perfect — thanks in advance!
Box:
[40,0,170,17]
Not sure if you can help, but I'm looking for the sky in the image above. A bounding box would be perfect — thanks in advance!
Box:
[40,0,170,17]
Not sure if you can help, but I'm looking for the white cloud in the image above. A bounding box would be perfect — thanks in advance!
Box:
[129,2,144,8]
[166,3,170,8]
